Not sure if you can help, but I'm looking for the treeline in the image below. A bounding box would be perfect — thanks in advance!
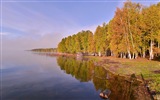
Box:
[31,48,57,52]
[58,1,160,60]
[58,30,94,54]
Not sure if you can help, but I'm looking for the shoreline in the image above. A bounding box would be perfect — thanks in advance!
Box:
[33,51,159,78]
[57,53,153,99]
[32,51,160,99]
[83,55,160,99]
[56,53,159,99]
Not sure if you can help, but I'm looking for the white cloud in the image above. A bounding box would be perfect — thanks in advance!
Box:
[0,32,10,35]
[1,2,79,50]
[2,33,63,51]
[2,2,79,36]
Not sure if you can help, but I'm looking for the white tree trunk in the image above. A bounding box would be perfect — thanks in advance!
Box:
[127,11,136,59]
[142,47,146,58]
[135,53,138,59]
[128,50,131,59]
[143,52,146,58]
[98,51,101,57]
[149,40,154,60]
[120,52,123,58]
[123,53,126,58]
[111,51,113,56]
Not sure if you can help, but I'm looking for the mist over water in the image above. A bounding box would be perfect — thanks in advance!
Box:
[1,51,101,100]
[1,51,140,100]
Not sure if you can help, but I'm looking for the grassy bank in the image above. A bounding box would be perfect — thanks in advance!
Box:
[85,56,160,92]
[115,59,160,92]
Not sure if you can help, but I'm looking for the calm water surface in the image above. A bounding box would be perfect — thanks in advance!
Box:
[1,51,140,100]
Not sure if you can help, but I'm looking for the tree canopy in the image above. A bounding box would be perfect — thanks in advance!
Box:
[57,1,160,60]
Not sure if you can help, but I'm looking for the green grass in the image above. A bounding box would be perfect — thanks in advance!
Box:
[85,56,160,92]
[116,61,160,92]
[117,61,159,74]
[83,56,102,62]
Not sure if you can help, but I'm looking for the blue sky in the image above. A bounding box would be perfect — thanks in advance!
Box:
[1,0,159,50]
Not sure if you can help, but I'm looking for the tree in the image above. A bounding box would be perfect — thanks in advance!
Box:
[57,0,160,60]
[94,24,108,56]
[142,3,160,60]
[88,31,94,53]
[109,0,142,59]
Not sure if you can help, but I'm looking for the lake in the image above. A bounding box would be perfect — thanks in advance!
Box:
[1,51,144,100]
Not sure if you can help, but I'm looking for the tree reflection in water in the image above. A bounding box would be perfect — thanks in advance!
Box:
[57,57,144,100]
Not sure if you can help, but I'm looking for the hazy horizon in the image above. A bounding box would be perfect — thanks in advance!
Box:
[1,0,159,51]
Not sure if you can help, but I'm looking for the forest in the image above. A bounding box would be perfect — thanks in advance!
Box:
[57,1,160,60]
[31,48,57,52]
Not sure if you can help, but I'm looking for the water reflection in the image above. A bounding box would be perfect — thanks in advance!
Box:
[2,51,101,100]
[2,51,144,100]
[57,56,142,100]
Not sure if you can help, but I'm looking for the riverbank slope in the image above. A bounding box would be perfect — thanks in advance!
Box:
[84,56,160,99]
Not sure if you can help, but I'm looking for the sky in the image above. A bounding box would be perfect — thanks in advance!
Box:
[1,0,159,51]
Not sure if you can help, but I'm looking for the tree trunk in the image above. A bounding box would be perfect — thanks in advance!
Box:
[158,42,160,56]
[143,51,146,58]
[123,53,126,58]
[127,10,136,59]
[135,53,138,59]
[120,52,123,58]
[149,40,154,60]
[142,47,146,58]
[98,51,101,57]
[128,50,131,59]
[111,51,113,56]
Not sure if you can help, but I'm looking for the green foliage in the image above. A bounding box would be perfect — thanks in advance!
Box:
[94,23,109,55]
[58,30,93,53]
[116,60,160,92]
